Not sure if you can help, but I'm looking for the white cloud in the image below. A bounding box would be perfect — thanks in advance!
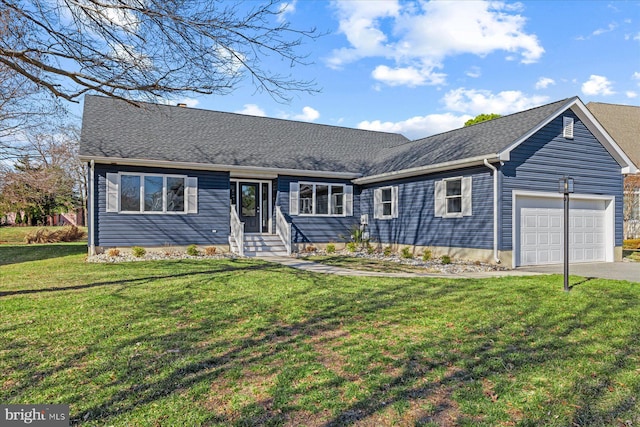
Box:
[442,88,549,115]
[633,71,640,84]
[277,0,297,23]
[358,113,472,139]
[281,106,320,122]
[371,65,446,87]
[328,0,544,87]
[535,77,555,90]
[581,75,615,96]
[235,104,266,117]
[177,98,199,108]
[466,66,482,78]
[626,91,638,98]
[592,22,617,36]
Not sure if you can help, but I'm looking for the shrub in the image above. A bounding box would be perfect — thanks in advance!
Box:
[346,242,357,252]
[305,245,317,253]
[204,246,217,256]
[401,247,413,259]
[24,226,85,244]
[422,249,432,261]
[131,246,146,258]
[326,243,336,254]
[440,254,452,264]
[383,246,393,257]
[107,248,121,257]
[366,243,375,254]
[186,244,199,256]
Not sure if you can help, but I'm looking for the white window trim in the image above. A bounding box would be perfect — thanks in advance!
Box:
[296,181,349,217]
[111,172,192,215]
[374,186,398,220]
[435,176,472,218]
[444,177,463,218]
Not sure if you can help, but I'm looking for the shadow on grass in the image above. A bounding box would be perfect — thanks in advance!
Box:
[0,262,273,298]
[3,261,639,426]
[0,243,87,266]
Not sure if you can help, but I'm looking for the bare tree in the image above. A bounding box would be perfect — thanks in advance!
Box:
[0,6,64,159]
[0,0,318,105]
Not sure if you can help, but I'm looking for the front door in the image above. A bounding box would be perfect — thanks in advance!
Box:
[239,182,260,233]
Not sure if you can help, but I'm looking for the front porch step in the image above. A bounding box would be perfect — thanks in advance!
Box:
[238,234,290,257]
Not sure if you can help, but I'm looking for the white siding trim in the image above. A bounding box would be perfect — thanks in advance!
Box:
[289,182,299,216]
[345,185,353,217]
[391,186,399,219]
[106,172,119,212]
[462,176,472,216]
[373,188,383,219]
[186,177,198,213]
[434,180,445,218]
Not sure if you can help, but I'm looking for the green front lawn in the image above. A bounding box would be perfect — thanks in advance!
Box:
[1,244,639,426]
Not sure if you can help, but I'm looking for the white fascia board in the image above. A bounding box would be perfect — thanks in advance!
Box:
[78,155,362,180]
[353,155,499,185]
[498,97,580,162]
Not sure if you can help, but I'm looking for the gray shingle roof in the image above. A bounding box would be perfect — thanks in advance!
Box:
[367,98,575,175]
[79,95,409,175]
[80,95,576,178]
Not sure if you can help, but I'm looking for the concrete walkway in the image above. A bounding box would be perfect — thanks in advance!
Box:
[518,262,640,283]
[264,257,639,282]
[265,257,544,279]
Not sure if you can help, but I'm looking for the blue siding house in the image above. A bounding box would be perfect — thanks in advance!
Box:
[79,96,637,267]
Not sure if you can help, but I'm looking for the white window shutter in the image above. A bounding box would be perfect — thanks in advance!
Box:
[344,185,353,216]
[563,116,574,139]
[462,176,472,216]
[391,186,399,219]
[186,177,198,213]
[373,188,383,219]
[434,180,445,217]
[106,173,119,212]
[289,182,299,215]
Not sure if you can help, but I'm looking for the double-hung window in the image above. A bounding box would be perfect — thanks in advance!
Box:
[106,172,197,214]
[434,176,472,217]
[289,182,352,216]
[373,186,398,219]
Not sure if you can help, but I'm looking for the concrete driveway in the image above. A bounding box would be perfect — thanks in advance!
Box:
[518,262,640,283]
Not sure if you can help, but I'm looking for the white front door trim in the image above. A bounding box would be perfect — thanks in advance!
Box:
[512,190,615,268]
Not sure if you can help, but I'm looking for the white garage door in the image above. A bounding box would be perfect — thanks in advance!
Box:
[517,197,608,266]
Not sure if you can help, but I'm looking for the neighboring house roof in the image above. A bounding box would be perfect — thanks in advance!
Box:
[79,95,409,177]
[587,102,640,170]
[80,95,638,182]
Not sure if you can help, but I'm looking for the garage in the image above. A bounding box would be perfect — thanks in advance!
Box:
[514,193,614,267]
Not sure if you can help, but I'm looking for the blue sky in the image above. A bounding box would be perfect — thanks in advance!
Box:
[86,0,640,140]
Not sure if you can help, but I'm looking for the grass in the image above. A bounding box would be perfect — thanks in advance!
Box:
[1,245,640,426]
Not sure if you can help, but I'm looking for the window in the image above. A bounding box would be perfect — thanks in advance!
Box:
[445,179,462,214]
[374,186,398,219]
[106,172,196,214]
[289,182,352,216]
[434,177,472,218]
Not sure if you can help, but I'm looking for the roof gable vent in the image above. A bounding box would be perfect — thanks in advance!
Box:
[563,116,574,139]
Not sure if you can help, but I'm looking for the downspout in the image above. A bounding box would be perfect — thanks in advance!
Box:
[484,159,500,263]
[89,160,95,256]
